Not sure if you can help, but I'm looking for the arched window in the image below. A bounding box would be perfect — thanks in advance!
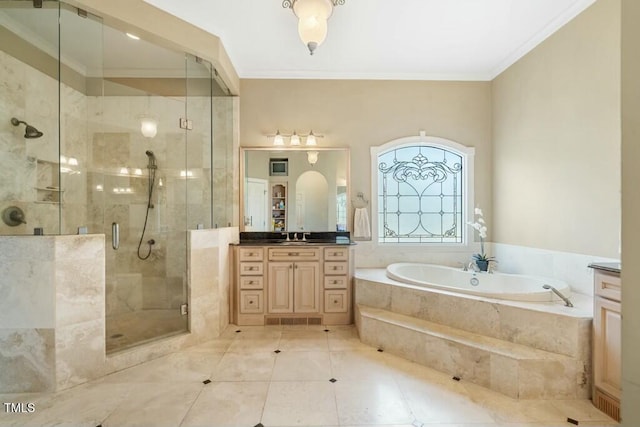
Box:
[371,134,475,245]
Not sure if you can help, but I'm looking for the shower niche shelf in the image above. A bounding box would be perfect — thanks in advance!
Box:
[35,159,63,204]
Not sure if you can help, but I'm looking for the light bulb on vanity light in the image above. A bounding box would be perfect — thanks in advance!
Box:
[273,130,285,146]
[290,131,301,146]
[305,130,317,146]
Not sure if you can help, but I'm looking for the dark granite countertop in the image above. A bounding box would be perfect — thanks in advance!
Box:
[588,262,621,274]
[234,231,355,246]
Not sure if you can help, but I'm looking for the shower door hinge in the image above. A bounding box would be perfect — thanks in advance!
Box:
[180,304,188,316]
[179,118,193,130]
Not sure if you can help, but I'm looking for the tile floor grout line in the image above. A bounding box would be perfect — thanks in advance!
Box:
[176,382,207,427]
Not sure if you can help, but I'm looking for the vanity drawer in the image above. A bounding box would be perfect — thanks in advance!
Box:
[268,247,319,261]
[239,247,264,262]
[595,270,621,302]
[324,262,348,276]
[240,290,264,314]
[324,289,348,313]
[324,275,348,289]
[239,262,264,276]
[324,247,349,261]
[240,276,264,289]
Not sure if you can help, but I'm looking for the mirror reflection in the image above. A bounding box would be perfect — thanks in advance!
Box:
[242,148,349,232]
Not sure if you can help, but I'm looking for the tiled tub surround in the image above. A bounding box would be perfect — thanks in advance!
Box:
[0,228,237,393]
[355,269,592,400]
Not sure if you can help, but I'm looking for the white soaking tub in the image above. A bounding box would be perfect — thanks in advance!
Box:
[385,262,571,302]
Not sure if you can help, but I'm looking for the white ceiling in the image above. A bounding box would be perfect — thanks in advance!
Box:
[143,0,595,81]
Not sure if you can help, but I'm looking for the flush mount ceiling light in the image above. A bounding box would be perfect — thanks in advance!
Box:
[283,0,345,55]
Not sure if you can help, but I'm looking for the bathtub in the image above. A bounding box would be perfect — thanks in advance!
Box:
[386,262,571,302]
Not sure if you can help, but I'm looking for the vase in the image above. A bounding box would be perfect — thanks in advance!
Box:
[476,260,489,272]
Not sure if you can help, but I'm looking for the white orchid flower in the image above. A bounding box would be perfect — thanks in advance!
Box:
[475,207,483,216]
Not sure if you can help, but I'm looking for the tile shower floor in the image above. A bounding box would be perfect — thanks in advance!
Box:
[0,325,618,427]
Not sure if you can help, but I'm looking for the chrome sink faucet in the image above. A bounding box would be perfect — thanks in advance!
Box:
[281,232,290,242]
[292,232,299,241]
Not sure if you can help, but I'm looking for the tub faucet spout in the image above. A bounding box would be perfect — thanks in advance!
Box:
[468,261,480,272]
[543,284,573,307]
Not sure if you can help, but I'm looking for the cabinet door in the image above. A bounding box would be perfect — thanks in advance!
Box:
[268,262,294,313]
[594,297,621,400]
[293,262,320,313]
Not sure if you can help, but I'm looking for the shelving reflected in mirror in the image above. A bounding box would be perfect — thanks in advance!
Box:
[241,148,350,232]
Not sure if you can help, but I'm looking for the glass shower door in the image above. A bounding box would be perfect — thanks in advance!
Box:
[91,23,191,353]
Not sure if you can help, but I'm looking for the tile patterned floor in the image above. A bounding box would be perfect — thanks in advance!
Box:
[0,325,619,427]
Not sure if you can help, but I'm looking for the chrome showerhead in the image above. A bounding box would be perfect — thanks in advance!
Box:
[11,117,43,139]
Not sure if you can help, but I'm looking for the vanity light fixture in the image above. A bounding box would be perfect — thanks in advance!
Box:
[290,131,301,146]
[283,0,346,55]
[268,130,324,146]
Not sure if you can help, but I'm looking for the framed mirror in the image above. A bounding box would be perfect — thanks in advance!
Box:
[240,147,350,232]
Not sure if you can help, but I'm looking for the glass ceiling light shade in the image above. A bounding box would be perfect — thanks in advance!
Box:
[273,130,285,146]
[140,116,158,138]
[305,130,317,146]
[284,0,344,55]
[290,131,301,146]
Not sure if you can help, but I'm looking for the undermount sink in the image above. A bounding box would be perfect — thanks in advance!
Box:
[278,241,311,245]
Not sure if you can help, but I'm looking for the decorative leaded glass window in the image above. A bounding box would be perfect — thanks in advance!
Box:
[375,140,469,244]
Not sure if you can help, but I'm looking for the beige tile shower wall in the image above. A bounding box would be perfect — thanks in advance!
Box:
[86,95,219,316]
[0,50,61,236]
[212,97,238,228]
[54,235,106,390]
[188,227,238,340]
[0,236,56,392]
[0,235,104,393]
[491,0,621,258]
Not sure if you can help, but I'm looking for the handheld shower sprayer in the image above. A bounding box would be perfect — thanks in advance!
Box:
[137,150,158,260]
[145,150,157,169]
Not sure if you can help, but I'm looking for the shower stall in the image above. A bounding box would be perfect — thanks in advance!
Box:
[0,1,235,353]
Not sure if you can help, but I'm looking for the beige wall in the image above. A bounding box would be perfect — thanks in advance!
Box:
[492,0,621,258]
[621,0,640,423]
[240,79,493,239]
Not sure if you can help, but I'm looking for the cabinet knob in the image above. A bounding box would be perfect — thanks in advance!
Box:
[332,266,338,270]
[333,300,338,304]
[249,300,254,304]
[332,280,338,284]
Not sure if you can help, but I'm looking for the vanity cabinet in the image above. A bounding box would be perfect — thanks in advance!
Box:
[591,266,621,422]
[233,243,353,326]
[268,261,320,313]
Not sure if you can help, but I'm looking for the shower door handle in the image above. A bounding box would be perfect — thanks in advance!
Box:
[112,222,120,250]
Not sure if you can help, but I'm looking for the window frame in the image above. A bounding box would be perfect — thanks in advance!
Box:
[370,134,476,249]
